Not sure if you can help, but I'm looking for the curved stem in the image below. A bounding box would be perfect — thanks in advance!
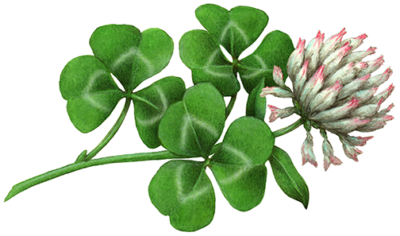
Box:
[225,93,237,120]
[5,143,222,202]
[273,118,305,138]
[84,98,131,161]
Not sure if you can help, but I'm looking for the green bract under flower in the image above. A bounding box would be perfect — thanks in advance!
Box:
[261,29,395,171]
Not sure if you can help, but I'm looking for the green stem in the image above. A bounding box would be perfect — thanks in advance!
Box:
[5,143,222,202]
[273,118,305,138]
[225,93,237,120]
[84,98,131,161]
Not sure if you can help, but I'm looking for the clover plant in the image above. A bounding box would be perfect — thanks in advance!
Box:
[5,3,394,232]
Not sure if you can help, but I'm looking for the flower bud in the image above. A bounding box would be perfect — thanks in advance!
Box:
[361,67,393,90]
[320,28,346,62]
[272,66,285,87]
[278,29,395,168]
[338,134,373,147]
[321,117,370,133]
[341,140,362,162]
[299,65,325,107]
[358,55,384,78]
[340,47,376,66]
[337,74,370,100]
[301,132,318,167]
[305,31,324,77]
[260,86,294,98]
[294,60,309,98]
[287,38,306,81]
[322,42,352,77]
[268,105,295,122]
[309,80,343,113]
[322,139,342,171]
[311,97,359,122]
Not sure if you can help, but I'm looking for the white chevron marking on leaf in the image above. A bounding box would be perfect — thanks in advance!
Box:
[218,166,252,185]
[154,85,168,112]
[223,143,252,166]
[190,115,219,138]
[111,47,154,77]
[240,55,271,79]
[182,185,209,202]
[135,113,162,126]
[111,47,137,71]
[220,21,250,45]
[180,115,190,149]
[135,86,167,127]
[175,164,185,199]
[82,70,111,112]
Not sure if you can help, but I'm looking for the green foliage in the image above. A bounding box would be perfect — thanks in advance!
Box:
[60,55,124,133]
[239,30,295,92]
[60,24,179,148]
[210,117,274,211]
[158,83,225,158]
[132,76,186,148]
[90,25,174,91]
[179,30,240,96]
[269,146,309,209]
[148,160,215,232]
[246,78,267,120]
[180,3,294,121]
[195,4,268,59]
[7,4,307,233]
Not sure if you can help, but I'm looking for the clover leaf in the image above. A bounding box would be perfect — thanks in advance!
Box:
[210,116,275,211]
[60,24,182,148]
[132,76,186,148]
[179,30,240,96]
[90,25,174,91]
[60,55,125,133]
[238,30,295,92]
[148,160,215,232]
[195,4,268,59]
[158,83,225,158]
[179,4,294,122]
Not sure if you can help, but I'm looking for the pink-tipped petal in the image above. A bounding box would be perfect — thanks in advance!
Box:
[358,55,385,78]
[305,31,325,77]
[362,67,393,90]
[343,143,362,161]
[367,84,395,105]
[287,38,306,81]
[320,28,347,61]
[310,80,343,113]
[301,132,318,167]
[322,139,343,171]
[322,42,352,77]
[311,97,359,122]
[268,105,295,122]
[272,66,286,87]
[261,86,294,98]
[324,62,355,88]
[337,74,370,100]
[322,117,370,133]
[300,65,325,106]
[356,119,388,132]
[339,134,374,147]
[341,46,377,65]
[294,60,309,97]
[350,98,383,117]
[373,103,395,118]
[340,33,368,53]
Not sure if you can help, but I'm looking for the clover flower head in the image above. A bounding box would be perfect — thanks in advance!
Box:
[260,29,395,170]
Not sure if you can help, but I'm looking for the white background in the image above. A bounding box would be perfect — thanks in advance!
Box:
[1,0,399,235]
